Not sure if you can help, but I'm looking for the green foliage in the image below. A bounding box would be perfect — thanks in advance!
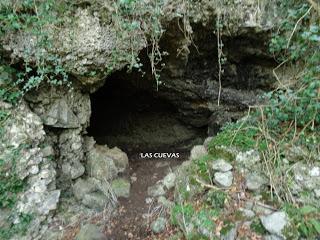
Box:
[0,146,25,209]
[0,213,32,239]
[283,204,320,239]
[171,203,195,226]
[205,190,227,209]
[250,218,267,235]
[0,0,70,99]
[109,0,166,88]
[266,0,320,140]
[208,121,266,152]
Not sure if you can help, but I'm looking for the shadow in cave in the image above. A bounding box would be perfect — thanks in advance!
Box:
[87,69,207,154]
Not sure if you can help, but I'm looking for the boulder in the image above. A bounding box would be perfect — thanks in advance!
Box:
[104,147,129,172]
[87,144,118,181]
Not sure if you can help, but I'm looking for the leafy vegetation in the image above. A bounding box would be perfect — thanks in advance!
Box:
[170,0,319,239]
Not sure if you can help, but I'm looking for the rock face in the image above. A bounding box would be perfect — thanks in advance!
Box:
[0,102,59,238]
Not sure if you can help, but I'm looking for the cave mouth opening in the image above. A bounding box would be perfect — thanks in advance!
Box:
[87,69,207,156]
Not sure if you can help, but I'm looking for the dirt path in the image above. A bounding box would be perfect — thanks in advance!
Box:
[104,154,185,240]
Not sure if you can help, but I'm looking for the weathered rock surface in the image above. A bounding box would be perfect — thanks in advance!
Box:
[111,178,131,198]
[0,102,59,238]
[148,183,166,197]
[86,143,119,181]
[260,211,288,237]
[75,224,106,240]
[211,159,233,172]
[151,217,166,234]
[245,172,268,191]
[214,171,233,188]
[190,145,208,160]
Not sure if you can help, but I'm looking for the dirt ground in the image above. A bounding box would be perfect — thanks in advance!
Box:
[103,153,186,240]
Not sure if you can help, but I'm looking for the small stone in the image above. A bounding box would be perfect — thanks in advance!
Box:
[190,145,207,160]
[148,183,165,197]
[111,178,130,198]
[214,171,233,187]
[245,172,267,191]
[145,197,153,204]
[211,159,233,172]
[75,224,105,240]
[151,217,166,233]
[260,211,288,236]
[309,166,320,177]
[163,172,176,190]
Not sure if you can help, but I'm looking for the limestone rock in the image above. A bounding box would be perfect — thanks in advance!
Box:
[151,217,166,234]
[104,147,129,172]
[37,190,61,215]
[236,150,260,168]
[214,171,233,188]
[73,178,98,201]
[44,99,80,128]
[59,129,86,182]
[26,86,91,129]
[260,211,288,236]
[148,183,166,197]
[245,172,268,191]
[76,224,106,240]
[163,172,176,190]
[211,159,233,172]
[86,144,119,181]
[82,193,107,211]
[190,145,208,160]
[111,178,130,198]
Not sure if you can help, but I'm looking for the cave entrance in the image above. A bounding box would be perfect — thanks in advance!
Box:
[87,69,207,155]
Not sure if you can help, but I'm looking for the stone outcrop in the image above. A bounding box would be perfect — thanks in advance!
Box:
[0,102,59,239]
